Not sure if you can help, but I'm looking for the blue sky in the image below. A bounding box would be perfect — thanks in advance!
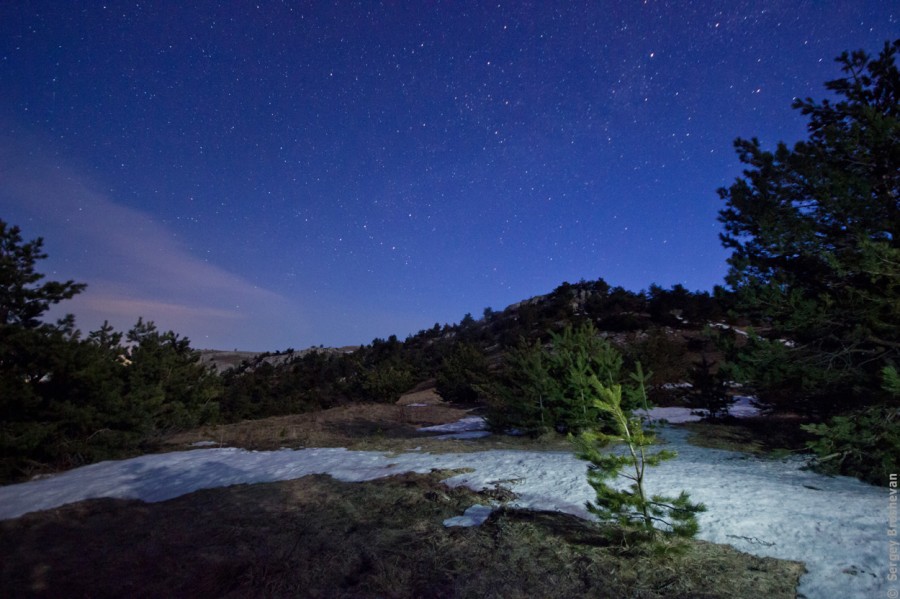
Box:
[2,2,897,350]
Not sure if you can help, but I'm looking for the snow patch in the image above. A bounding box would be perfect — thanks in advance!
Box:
[637,395,761,423]
[443,504,494,527]
[435,430,491,440]
[419,416,488,434]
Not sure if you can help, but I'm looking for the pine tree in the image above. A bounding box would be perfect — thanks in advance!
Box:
[0,221,220,480]
[1,220,89,479]
[484,322,630,435]
[546,322,626,432]
[484,338,557,434]
[122,318,221,435]
[717,40,900,415]
[435,342,490,404]
[0,220,85,328]
[572,367,705,541]
[684,355,733,420]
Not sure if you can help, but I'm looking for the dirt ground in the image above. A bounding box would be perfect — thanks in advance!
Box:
[0,471,804,599]
[162,386,572,455]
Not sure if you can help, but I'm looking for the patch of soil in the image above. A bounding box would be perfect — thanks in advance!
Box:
[0,471,469,598]
[0,471,804,599]
[164,395,472,453]
[162,383,576,455]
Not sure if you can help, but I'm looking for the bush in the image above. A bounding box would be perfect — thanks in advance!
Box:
[802,405,899,486]
[435,343,490,404]
[360,361,414,403]
[482,338,555,435]
[0,318,221,481]
[623,327,692,390]
[0,220,221,480]
[683,355,734,420]
[484,323,632,435]
[801,367,900,485]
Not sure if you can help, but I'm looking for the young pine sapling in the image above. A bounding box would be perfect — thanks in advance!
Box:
[572,363,706,540]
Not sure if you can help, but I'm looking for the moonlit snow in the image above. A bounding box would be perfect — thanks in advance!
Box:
[638,394,761,423]
[419,415,491,439]
[0,415,890,598]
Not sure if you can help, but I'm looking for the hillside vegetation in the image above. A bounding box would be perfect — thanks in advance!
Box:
[2,41,897,489]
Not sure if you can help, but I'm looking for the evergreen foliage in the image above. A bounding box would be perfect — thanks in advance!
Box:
[683,354,734,420]
[801,366,900,485]
[0,219,219,481]
[0,221,85,328]
[484,322,636,435]
[215,333,435,420]
[623,326,693,394]
[572,365,706,540]
[717,40,900,415]
[435,342,490,404]
[483,338,556,434]
[216,349,355,420]
[359,360,415,403]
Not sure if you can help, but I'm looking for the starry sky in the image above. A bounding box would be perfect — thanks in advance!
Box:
[1,2,897,351]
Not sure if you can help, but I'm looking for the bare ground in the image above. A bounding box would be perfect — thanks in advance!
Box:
[162,388,572,455]
[0,470,804,598]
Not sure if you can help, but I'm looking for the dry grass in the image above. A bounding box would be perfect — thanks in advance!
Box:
[0,470,804,598]
[162,388,573,455]
[680,415,815,457]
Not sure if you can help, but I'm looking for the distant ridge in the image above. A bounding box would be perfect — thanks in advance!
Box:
[199,346,359,372]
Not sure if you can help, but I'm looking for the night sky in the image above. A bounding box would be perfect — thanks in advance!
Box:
[2,2,897,351]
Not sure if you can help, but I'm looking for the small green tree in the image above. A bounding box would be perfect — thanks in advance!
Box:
[484,322,628,435]
[122,318,221,436]
[572,367,706,541]
[484,338,557,434]
[547,322,626,432]
[684,355,734,420]
[360,360,414,403]
[435,342,490,404]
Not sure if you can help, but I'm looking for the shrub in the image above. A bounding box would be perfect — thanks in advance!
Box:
[484,322,631,435]
[801,366,900,485]
[483,339,555,435]
[683,355,734,420]
[624,326,692,390]
[360,361,414,403]
[435,342,490,404]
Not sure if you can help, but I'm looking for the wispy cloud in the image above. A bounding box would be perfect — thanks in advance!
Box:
[0,133,307,350]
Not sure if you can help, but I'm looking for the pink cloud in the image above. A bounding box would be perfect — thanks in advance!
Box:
[0,133,309,350]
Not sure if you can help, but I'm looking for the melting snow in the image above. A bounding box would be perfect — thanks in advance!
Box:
[638,395,761,423]
[419,415,490,439]
[443,504,494,527]
[419,416,488,434]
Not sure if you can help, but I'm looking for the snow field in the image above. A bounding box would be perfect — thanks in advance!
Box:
[0,424,889,598]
